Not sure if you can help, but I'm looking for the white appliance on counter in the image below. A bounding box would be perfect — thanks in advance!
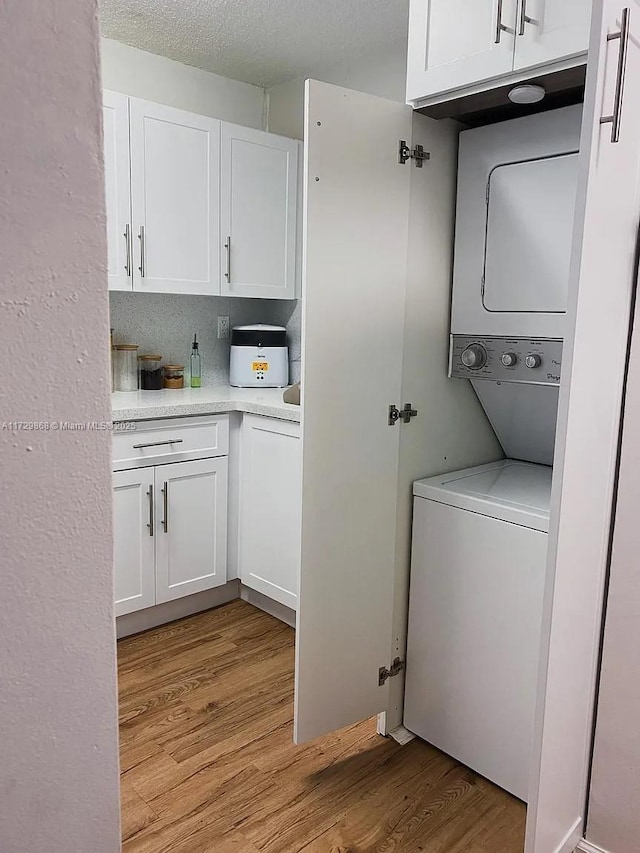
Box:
[230,324,289,388]
[404,106,581,801]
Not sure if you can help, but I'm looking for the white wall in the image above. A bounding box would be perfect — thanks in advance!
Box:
[101,37,266,127]
[586,289,640,853]
[267,37,408,139]
[0,3,120,852]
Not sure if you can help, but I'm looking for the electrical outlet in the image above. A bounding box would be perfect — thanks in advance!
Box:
[217,315,230,340]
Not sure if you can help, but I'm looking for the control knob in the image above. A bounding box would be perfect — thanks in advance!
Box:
[525,353,542,369]
[501,352,518,367]
[461,344,487,370]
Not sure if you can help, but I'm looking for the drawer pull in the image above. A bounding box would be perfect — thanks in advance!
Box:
[132,439,184,450]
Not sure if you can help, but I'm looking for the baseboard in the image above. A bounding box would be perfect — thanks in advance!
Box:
[576,840,611,853]
[240,584,296,628]
[116,580,240,638]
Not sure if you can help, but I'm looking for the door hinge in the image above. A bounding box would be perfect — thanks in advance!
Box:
[379,657,405,686]
[399,140,431,168]
[389,403,419,426]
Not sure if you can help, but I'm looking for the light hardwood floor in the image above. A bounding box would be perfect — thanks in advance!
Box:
[118,600,526,853]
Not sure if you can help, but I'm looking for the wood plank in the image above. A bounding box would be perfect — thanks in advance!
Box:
[118,601,525,853]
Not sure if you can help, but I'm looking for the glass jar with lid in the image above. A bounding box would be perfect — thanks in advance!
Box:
[113,344,139,391]
[138,355,163,391]
[163,364,185,389]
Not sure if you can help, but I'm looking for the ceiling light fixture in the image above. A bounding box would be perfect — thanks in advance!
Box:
[508,84,546,104]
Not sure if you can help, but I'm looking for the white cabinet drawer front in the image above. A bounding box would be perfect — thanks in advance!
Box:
[113,415,229,469]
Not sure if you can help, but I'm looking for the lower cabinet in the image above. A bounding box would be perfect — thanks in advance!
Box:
[238,415,301,610]
[113,457,228,616]
[113,467,156,616]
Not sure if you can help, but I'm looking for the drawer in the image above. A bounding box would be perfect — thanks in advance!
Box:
[113,415,229,470]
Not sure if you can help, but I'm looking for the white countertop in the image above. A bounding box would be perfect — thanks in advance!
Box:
[112,386,301,423]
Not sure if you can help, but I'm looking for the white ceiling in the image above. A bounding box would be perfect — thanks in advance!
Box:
[99,0,410,89]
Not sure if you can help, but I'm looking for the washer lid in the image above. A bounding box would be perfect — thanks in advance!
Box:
[413,459,553,532]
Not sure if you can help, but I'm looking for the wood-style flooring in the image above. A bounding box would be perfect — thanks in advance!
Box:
[118,600,526,853]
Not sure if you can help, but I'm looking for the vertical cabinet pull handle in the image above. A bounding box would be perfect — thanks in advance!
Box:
[161,481,168,533]
[124,224,132,276]
[600,8,631,143]
[519,0,535,35]
[147,484,154,537]
[495,0,509,43]
[224,236,231,282]
[138,225,146,277]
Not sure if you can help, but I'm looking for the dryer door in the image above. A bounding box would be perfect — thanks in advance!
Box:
[484,153,579,314]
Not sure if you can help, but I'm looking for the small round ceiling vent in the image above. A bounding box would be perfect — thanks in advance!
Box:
[508,84,546,104]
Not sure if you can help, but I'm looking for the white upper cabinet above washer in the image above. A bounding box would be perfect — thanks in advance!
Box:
[220,124,298,300]
[406,0,519,104]
[406,0,591,108]
[514,0,593,71]
[129,99,221,296]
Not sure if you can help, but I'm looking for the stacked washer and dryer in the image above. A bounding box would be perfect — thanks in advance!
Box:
[403,106,582,801]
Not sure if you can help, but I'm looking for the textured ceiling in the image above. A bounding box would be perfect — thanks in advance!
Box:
[99,0,410,88]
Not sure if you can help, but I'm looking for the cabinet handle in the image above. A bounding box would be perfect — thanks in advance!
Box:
[161,481,168,533]
[518,0,536,35]
[132,439,184,450]
[600,8,631,144]
[224,236,231,282]
[147,484,154,537]
[138,225,146,277]
[495,0,509,43]
[124,224,132,276]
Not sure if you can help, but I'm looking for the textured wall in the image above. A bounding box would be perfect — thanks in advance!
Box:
[110,293,302,385]
[101,37,266,127]
[0,2,121,851]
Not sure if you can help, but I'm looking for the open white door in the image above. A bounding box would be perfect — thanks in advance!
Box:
[527,2,640,851]
[294,81,412,744]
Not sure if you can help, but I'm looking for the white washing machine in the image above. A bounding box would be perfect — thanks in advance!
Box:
[404,460,552,801]
[404,107,581,801]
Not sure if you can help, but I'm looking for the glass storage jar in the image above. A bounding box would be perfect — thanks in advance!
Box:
[138,355,163,391]
[163,364,185,389]
[113,344,139,392]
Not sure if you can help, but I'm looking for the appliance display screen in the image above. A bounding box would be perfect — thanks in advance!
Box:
[252,361,269,371]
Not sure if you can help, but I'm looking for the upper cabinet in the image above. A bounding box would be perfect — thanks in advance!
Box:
[129,100,221,296]
[103,91,133,292]
[102,91,298,299]
[406,0,592,108]
[220,124,298,300]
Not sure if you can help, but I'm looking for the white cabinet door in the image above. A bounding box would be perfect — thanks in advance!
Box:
[113,468,155,616]
[514,0,591,71]
[155,458,228,603]
[406,0,519,103]
[294,81,412,744]
[527,3,640,852]
[103,90,132,292]
[129,99,221,295]
[220,124,298,300]
[239,415,301,610]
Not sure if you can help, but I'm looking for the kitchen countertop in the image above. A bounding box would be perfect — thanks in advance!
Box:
[112,386,301,423]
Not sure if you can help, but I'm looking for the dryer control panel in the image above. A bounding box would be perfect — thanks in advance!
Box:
[449,336,563,386]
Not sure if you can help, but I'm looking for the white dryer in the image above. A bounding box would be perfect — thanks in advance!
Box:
[404,460,552,801]
[451,105,582,340]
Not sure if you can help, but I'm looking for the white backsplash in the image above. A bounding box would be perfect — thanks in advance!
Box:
[109,292,301,386]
